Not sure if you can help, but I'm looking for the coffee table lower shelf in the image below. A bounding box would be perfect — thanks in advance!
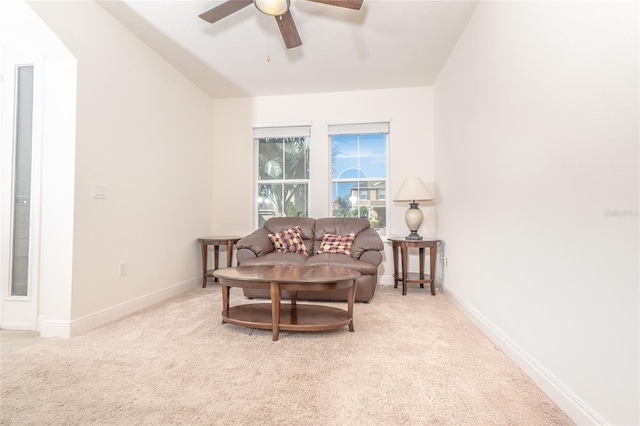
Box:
[223,303,352,332]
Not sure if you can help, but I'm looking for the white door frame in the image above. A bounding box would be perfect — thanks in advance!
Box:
[0,46,44,331]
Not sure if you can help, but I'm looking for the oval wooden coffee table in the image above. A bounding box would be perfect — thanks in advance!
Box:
[213,265,360,341]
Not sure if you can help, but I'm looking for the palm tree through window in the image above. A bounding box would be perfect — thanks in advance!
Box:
[256,133,310,227]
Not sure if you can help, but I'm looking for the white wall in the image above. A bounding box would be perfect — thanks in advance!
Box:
[211,87,436,282]
[28,1,214,335]
[434,1,639,424]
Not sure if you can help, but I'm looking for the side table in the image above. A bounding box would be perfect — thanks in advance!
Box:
[197,237,241,288]
[388,237,441,296]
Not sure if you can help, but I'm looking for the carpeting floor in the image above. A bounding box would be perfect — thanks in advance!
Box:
[0,284,573,425]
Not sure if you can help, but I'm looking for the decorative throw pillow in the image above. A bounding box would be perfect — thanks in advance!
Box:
[268,226,308,255]
[318,232,356,256]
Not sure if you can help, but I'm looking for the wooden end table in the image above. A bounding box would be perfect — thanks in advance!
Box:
[197,236,241,288]
[214,265,360,341]
[388,237,441,296]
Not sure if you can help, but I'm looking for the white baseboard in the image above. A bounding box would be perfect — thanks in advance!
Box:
[0,322,33,331]
[38,317,71,338]
[444,286,606,426]
[379,274,395,286]
[38,278,200,338]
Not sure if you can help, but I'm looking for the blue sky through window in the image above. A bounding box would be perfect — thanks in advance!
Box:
[332,133,386,197]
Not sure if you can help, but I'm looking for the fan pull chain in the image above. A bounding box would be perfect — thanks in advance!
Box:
[266,16,271,62]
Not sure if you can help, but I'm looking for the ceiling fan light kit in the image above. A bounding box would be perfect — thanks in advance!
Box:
[254,0,290,16]
[199,0,364,49]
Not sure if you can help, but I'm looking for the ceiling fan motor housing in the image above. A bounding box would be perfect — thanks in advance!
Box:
[254,0,290,16]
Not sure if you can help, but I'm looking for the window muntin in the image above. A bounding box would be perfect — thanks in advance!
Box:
[255,128,310,227]
[330,124,388,234]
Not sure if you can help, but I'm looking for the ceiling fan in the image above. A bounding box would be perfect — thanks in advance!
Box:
[199,0,363,49]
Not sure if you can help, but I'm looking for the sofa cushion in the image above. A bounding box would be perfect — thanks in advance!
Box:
[305,253,379,275]
[318,232,356,256]
[240,251,307,267]
[268,226,308,255]
[314,217,370,238]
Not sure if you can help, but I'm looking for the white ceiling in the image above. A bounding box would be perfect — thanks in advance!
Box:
[99,0,478,99]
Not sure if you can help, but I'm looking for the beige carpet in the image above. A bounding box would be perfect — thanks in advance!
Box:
[0,285,572,425]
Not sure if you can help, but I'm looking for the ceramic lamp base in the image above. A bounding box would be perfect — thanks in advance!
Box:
[404,202,424,240]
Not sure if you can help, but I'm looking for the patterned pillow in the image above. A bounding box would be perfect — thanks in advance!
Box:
[268,226,308,255]
[318,232,356,256]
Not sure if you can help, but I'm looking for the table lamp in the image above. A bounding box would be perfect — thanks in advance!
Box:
[393,177,433,240]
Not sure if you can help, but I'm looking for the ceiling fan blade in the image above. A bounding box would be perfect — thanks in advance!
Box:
[199,0,253,23]
[275,11,302,49]
[305,0,363,11]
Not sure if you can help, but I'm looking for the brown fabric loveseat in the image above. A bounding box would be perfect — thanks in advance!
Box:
[235,217,384,302]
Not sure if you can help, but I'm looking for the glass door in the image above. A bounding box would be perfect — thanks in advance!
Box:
[0,48,42,330]
[11,65,34,297]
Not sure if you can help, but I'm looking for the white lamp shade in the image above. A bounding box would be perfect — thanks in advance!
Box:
[393,177,433,202]
[254,0,290,16]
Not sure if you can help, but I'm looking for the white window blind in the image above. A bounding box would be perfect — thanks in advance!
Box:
[253,125,311,138]
[328,122,389,136]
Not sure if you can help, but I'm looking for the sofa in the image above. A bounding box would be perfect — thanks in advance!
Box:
[235,217,384,302]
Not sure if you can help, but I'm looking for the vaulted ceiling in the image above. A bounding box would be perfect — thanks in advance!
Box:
[99,0,478,99]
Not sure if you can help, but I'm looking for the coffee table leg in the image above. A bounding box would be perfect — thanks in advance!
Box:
[221,283,230,324]
[270,281,280,341]
[347,281,357,332]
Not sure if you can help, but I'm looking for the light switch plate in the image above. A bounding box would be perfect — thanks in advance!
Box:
[92,184,107,199]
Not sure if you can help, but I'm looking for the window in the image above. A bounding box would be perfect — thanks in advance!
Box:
[329,122,389,234]
[254,126,310,227]
[9,65,35,297]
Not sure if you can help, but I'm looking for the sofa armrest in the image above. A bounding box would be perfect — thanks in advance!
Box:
[235,228,274,262]
[351,227,384,260]
[358,250,383,267]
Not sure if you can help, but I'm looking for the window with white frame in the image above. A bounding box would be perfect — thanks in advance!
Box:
[329,122,389,234]
[254,125,310,227]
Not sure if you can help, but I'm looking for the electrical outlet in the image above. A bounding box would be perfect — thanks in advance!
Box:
[120,262,127,276]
